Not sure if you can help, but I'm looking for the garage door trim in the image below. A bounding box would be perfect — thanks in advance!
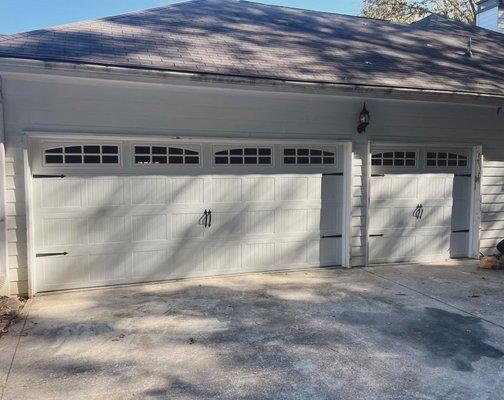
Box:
[25,133,353,295]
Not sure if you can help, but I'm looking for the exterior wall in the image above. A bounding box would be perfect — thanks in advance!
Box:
[500,6,504,32]
[1,72,504,295]
[480,148,504,255]
[476,1,504,33]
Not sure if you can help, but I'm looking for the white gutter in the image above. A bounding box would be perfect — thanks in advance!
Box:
[0,57,503,107]
[0,75,8,296]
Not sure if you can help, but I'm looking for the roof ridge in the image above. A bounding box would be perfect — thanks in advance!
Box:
[237,0,406,25]
[2,0,410,41]
[0,0,204,39]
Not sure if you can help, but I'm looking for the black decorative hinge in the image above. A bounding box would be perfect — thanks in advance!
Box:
[322,172,344,176]
[455,174,471,177]
[369,234,384,237]
[321,234,342,239]
[371,174,385,177]
[452,229,470,233]
[36,252,68,258]
[33,174,66,179]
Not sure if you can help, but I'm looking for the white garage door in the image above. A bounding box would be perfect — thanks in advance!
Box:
[369,148,472,264]
[30,139,347,292]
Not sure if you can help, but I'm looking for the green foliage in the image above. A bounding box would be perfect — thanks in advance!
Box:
[361,0,477,24]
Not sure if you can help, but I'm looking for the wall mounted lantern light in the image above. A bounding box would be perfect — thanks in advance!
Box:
[357,103,370,134]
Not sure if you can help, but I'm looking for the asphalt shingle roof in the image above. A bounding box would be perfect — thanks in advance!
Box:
[0,0,503,95]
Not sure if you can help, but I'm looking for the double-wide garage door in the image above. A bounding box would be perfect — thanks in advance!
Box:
[31,138,347,292]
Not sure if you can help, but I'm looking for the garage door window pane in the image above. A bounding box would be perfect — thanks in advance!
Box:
[44,145,120,165]
[84,145,100,154]
[134,146,200,165]
[45,155,63,164]
[84,155,101,164]
[426,152,468,167]
[283,148,335,165]
[371,151,416,167]
[214,147,272,165]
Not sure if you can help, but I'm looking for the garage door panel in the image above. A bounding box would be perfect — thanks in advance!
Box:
[276,209,308,233]
[390,177,418,199]
[416,206,451,228]
[88,252,130,282]
[42,216,86,246]
[311,205,343,233]
[243,242,275,269]
[309,175,344,201]
[209,212,243,237]
[276,240,307,266]
[204,243,242,273]
[211,178,241,203]
[32,140,346,292]
[40,178,83,209]
[169,243,205,274]
[131,214,168,242]
[88,216,128,244]
[171,177,204,204]
[171,213,205,239]
[307,238,341,264]
[39,254,87,287]
[418,176,453,199]
[86,177,127,207]
[242,177,275,202]
[132,249,168,280]
[277,177,309,201]
[244,210,275,235]
[369,236,416,262]
[131,177,167,205]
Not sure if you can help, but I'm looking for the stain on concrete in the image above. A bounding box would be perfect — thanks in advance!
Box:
[340,307,504,372]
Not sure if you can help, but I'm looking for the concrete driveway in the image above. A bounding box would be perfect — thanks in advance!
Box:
[1,261,504,400]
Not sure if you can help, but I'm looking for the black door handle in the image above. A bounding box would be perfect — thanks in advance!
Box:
[208,210,212,228]
[419,204,424,220]
[199,210,208,227]
[413,205,420,219]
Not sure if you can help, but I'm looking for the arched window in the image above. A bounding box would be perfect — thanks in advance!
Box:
[426,152,468,167]
[371,151,416,167]
[44,145,119,165]
[282,148,335,165]
[214,147,272,165]
[133,146,200,165]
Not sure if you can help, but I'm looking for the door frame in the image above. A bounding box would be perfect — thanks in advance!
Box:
[366,141,482,266]
[24,132,353,295]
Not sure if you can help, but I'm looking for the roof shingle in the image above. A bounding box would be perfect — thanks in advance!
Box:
[0,0,502,95]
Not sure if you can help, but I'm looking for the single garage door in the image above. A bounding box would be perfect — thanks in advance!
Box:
[369,147,472,264]
[30,138,347,292]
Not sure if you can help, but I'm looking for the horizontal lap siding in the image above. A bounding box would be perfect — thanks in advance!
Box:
[351,140,367,267]
[5,148,28,295]
[481,159,504,255]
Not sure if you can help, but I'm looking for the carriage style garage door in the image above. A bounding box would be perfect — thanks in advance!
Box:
[369,147,472,264]
[30,138,348,292]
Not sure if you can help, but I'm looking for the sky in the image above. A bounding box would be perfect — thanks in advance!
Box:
[0,0,363,34]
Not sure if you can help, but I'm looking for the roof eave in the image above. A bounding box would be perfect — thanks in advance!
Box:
[0,56,503,107]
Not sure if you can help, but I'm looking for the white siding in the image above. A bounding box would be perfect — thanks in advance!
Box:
[480,150,504,255]
[351,138,368,266]
[477,6,499,31]
[1,72,504,295]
